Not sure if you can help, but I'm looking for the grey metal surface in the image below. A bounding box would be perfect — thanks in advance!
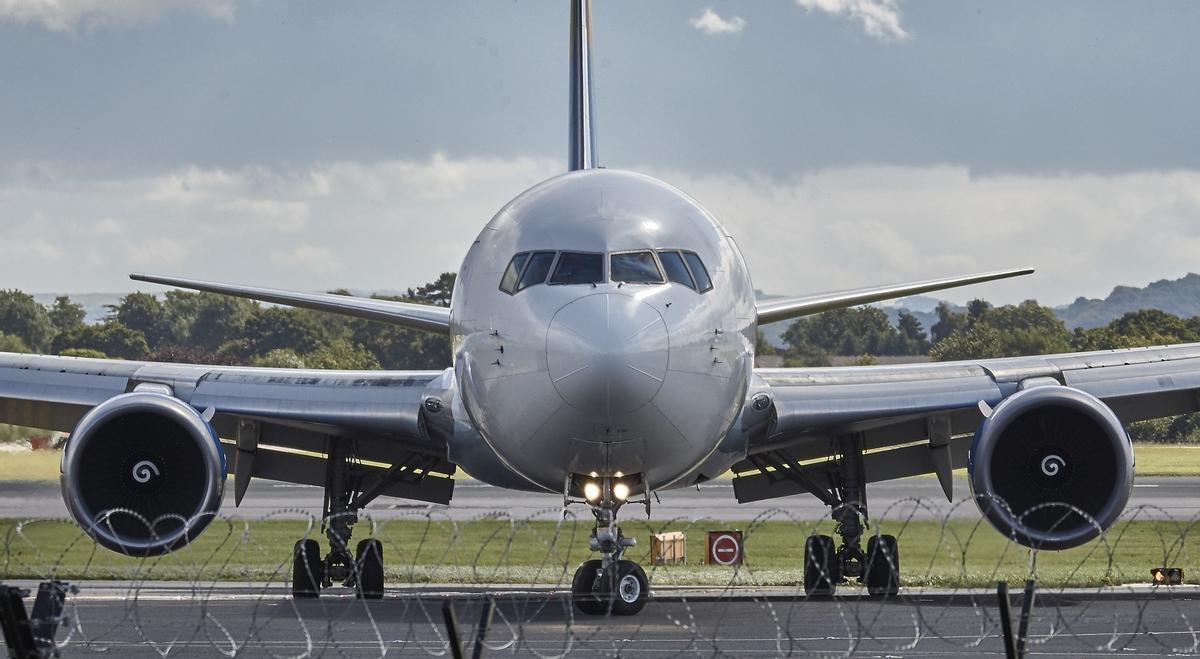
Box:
[754,267,1033,325]
[130,273,451,332]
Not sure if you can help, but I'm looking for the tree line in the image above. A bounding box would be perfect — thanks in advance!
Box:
[0,273,455,370]
[1,277,1197,443]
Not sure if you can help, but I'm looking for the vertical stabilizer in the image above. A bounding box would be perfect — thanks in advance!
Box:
[568,0,597,170]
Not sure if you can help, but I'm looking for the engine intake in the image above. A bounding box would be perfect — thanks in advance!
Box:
[60,391,226,556]
[968,385,1133,550]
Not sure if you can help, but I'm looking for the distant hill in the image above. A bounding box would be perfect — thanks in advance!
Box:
[1055,273,1200,329]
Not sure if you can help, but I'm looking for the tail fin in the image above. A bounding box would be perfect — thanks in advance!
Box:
[568,0,597,171]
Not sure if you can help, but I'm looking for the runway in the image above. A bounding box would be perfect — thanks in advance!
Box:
[13,581,1200,656]
[1,476,1197,521]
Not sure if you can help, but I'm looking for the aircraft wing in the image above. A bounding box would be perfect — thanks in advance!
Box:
[736,343,1200,502]
[130,273,451,333]
[756,268,1033,325]
[0,352,457,505]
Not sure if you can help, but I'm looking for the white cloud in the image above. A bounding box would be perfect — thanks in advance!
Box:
[3,157,1200,310]
[795,0,908,41]
[125,237,187,269]
[270,245,340,275]
[690,8,746,36]
[648,165,1200,306]
[0,0,237,33]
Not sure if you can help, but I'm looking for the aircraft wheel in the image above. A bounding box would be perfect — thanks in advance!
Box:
[607,560,649,616]
[355,538,385,600]
[804,535,838,596]
[571,559,604,615]
[292,539,323,599]
[864,534,899,597]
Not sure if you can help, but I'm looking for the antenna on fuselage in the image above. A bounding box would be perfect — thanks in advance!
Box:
[568,0,597,171]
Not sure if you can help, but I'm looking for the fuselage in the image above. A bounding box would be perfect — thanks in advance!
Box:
[449,169,757,493]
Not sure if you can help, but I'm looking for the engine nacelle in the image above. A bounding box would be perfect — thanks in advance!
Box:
[968,385,1133,550]
[60,392,226,556]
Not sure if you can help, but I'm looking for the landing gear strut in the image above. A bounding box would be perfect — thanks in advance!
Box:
[569,476,649,616]
[803,434,900,597]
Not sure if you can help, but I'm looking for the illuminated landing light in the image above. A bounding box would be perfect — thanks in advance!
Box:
[613,482,630,501]
[583,482,601,502]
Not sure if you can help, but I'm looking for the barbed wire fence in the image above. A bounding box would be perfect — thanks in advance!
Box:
[2,498,1199,657]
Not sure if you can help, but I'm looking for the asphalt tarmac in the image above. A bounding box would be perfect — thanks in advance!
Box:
[15,581,1200,657]
[2,476,1197,522]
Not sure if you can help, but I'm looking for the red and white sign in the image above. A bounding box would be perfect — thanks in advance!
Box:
[706,530,743,566]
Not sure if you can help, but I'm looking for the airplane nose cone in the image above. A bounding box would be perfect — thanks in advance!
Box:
[547,293,668,416]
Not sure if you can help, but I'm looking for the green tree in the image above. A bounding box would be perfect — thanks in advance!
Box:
[47,296,86,335]
[782,307,907,357]
[929,324,1003,360]
[0,290,54,351]
[405,272,456,307]
[930,301,967,344]
[931,300,1070,361]
[754,330,776,356]
[0,333,30,353]
[243,307,326,356]
[59,348,108,359]
[251,349,306,369]
[108,292,182,349]
[53,321,150,360]
[1071,309,1198,351]
[187,294,257,351]
[305,340,381,370]
[895,310,930,355]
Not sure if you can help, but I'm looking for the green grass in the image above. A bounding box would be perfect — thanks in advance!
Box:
[1133,443,1200,476]
[2,516,1195,588]
[0,451,59,480]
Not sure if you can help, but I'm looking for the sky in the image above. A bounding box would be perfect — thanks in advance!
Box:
[1,0,1199,306]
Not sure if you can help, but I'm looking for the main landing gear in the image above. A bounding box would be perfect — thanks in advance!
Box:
[569,476,650,616]
[291,439,387,600]
[802,434,900,597]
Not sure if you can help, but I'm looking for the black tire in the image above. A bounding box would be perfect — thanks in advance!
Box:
[608,561,649,616]
[354,538,385,600]
[803,535,837,596]
[293,539,323,599]
[864,534,899,597]
[571,559,604,615]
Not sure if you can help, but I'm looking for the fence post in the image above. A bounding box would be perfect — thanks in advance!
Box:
[442,599,464,659]
[1016,579,1037,658]
[996,581,1017,659]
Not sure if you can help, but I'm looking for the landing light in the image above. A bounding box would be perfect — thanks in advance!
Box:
[613,482,630,501]
[583,482,602,501]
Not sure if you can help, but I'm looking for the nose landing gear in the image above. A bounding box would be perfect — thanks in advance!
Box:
[569,475,650,615]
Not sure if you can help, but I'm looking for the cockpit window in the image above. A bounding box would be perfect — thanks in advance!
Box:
[610,251,664,284]
[683,251,713,292]
[517,251,556,291]
[499,252,530,294]
[657,250,696,290]
[549,251,604,285]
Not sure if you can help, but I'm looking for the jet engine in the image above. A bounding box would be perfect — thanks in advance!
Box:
[968,385,1133,550]
[60,391,226,556]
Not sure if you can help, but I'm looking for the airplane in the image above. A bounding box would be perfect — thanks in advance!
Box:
[1,0,1196,616]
